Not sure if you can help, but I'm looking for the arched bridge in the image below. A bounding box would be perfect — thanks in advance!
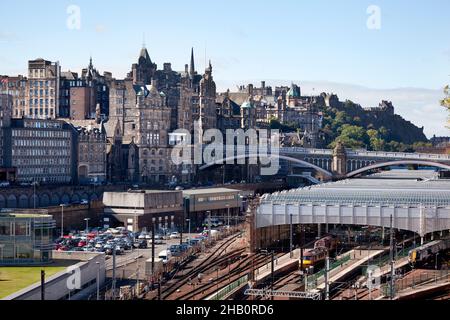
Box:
[199,145,450,179]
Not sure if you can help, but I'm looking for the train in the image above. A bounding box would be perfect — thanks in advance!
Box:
[314,235,339,251]
[300,235,338,268]
[301,247,328,268]
[408,238,450,265]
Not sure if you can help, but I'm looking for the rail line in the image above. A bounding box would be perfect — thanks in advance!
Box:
[149,232,243,300]
[174,253,281,300]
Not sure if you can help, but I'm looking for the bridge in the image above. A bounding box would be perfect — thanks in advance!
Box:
[199,143,450,180]
[0,185,127,209]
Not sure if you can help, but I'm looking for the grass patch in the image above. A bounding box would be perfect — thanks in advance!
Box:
[0,262,73,299]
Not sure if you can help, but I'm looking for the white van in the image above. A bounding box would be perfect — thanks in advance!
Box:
[158,249,171,263]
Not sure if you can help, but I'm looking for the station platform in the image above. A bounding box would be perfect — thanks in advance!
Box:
[254,249,300,283]
[314,249,385,291]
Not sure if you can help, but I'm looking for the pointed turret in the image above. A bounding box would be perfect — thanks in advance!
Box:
[189,47,195,77]
[139,46,152,64]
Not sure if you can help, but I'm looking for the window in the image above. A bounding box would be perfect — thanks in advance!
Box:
[14,221,30,236]
[0,221,11,236]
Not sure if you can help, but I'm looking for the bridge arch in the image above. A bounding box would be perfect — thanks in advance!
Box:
[18,194,29,208]
[347,160,450,178]
[7,195,17,208]
[199,153,333,176]
[51,193,60,206]
[40,193,50,207]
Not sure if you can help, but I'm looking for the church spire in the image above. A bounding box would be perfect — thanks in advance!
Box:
[189,47,195,77]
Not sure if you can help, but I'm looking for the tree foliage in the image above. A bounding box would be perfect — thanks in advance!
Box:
[441,85,450,127]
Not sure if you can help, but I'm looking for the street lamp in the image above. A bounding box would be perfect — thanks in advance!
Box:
[225,204,230,228]
[435,253,440,270]
[186,218,191,243]
[206,211,211,240]
[84,218,90,235]
[60,204,66,238]
[0,244,4,262]
[96,261,100,300]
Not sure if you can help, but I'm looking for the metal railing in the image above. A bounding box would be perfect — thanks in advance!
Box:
[307,253,351,290]
[208,275,248,300]
[381,269,450,297]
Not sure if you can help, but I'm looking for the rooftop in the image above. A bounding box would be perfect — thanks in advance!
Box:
[183,188,241,196]
[262,170,450,207]
[0,209,51,219]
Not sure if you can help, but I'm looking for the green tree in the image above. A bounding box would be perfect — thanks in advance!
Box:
[330,125,369,149]
[441,85,450,127]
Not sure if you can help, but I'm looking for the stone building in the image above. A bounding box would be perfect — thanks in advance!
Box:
[76,124,107,184]
[195,61,217,138]
[60,58,111,119]
[133,81,173,184]
[106,46,204,185]
[25,58,61,119]
[216,91,242,132]
[0,92,13,181]
[240,98,257,130]
[0,75,27,119]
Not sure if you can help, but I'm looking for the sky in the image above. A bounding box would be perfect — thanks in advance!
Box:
[1,0,449,137]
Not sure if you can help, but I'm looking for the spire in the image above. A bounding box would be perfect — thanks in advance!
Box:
[189,47,195,77]
[206,60,212,74]
[89,56,93,68]
[139,45,152,64]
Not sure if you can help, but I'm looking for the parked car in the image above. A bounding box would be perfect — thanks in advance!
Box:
[169,232,180,239]
[0,181,10,188]
[134,240,148,249]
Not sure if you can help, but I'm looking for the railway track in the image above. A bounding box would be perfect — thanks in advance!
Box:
[175,253,280,300]
[150,232,243,300]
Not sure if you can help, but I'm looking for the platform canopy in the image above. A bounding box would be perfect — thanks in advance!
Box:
[257,171,450,236]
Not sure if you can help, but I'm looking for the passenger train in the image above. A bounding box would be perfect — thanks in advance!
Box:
[408,238,450,265]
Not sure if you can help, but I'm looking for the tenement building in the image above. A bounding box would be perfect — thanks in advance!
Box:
[25,58,61,119]
[106,46,208,185]
[0,93,13,181]
[76,123,107,184]
[0,76,27,119]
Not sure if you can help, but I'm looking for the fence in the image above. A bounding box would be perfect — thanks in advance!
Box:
[307,253,352,290]
[208,275,249,300]
[381,269,450,297]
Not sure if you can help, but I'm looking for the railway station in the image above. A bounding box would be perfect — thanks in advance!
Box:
[141,170,450,301]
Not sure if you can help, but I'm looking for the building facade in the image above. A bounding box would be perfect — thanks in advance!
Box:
[0,210,56,266]
[25,59,60,119]
[77,124,107,184]
[8,119,76,184]
[103,190,184,232]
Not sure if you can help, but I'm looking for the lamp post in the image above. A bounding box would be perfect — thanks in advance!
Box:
[206,211,211,241]
[84,218,90,235]
[435,253,440,270]
[96,261,100,300]
[226,204,230,228]
[0,244,4,262]
[186,218,191,243]
[60,204,66,238]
